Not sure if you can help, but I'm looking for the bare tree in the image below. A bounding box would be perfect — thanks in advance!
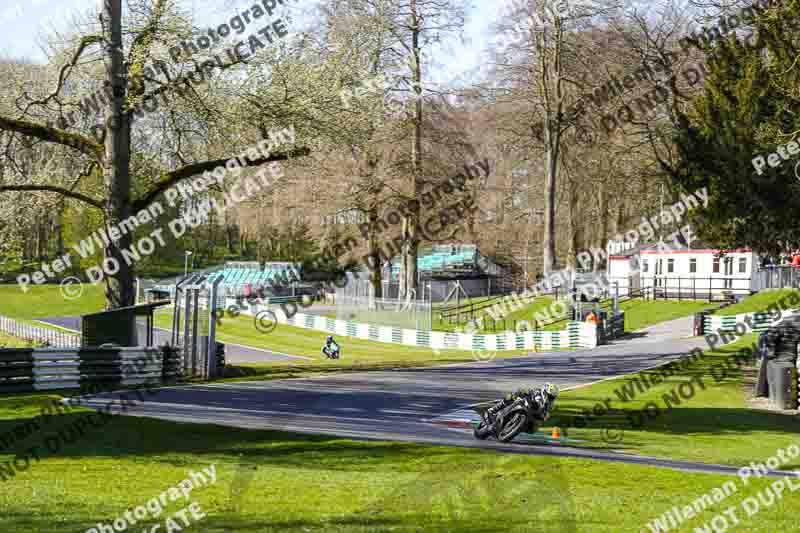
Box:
[491,0,618,275]
[0,0,312,307]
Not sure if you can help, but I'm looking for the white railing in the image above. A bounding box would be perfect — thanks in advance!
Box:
[0,316,81,347]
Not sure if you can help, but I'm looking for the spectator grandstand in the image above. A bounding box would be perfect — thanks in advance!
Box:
[204,262,302,290]
[141,261,305,301]
[141,246,512,305]
[385,244,506,281]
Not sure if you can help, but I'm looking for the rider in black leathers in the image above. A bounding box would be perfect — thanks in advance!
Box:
[484,383,559,423]
[323,335,339,355]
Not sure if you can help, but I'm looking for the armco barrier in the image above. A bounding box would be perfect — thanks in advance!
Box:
[231,300,599,351]
[0,346,181,392]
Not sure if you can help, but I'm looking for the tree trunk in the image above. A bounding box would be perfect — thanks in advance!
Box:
[101,0,134,308]
[35,222,44,260]
[615,202,625,236]
[597,183,608,272]
[539,17,564,277]
[567,181,579,269]
[207,207,215,259]
[542,134,558,275]
[55,199,65,257]
[367,207,383,303]
[226,226,236,254]
[400,0,423,301]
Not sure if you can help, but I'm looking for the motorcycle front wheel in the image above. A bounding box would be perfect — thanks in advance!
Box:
[497,412,528,443]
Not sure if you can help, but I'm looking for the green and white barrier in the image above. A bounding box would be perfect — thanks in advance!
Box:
[230,299,599,351]
[704,309,800,335]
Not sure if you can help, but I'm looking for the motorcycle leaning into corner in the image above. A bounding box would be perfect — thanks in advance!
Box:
[321,336,341,359]
[473,383,559,443]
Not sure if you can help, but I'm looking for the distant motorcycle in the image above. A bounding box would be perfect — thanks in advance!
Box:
[322,338,340,359]
[473,387,557,443]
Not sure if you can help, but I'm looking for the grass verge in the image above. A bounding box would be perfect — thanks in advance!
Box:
[437,296,713,334]
[714,289,800,315]
[0,284,105,319]
[432,296,557,333]
[0,332,37,348]
[0,392,797,532]
[618,298,717,331]
[324,296,559,334]
[546,335,800,465]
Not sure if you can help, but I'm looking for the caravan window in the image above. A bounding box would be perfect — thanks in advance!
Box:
[642,259,648,273]
[739,257,747,273]
[667,259,675,273]
[689,258,697,273]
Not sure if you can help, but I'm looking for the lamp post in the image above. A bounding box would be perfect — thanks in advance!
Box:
[184,251,193,277]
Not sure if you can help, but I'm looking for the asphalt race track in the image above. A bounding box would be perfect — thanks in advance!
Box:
[73,317,797,477]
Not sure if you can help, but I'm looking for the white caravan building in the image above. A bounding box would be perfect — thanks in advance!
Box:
[607,240,759,298]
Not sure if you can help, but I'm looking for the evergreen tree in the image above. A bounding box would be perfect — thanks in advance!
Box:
[672,3,800,255]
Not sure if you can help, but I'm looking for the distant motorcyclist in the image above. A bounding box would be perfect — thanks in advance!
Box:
[322,335,340,359]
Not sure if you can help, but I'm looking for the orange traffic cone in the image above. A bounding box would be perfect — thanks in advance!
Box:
[551,426,561,439]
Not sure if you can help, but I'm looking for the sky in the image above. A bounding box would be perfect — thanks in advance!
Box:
[0,0,505,87]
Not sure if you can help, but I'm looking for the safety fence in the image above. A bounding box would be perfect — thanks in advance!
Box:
[0,346,181,393]
[0,316,80,347]
[233,301,600,351]
[702,309,800,335]
[754,266,800,291]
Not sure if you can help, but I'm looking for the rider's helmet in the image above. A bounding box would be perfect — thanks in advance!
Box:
[543,383,559,400]
[326,336,333,343]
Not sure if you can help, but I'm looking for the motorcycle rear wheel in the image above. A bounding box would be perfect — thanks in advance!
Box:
[497,412,528,443]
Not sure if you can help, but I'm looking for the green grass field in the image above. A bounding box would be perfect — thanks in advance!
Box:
[323,296,559,334]
[436,296,713,334]
[544,334,800,465]
[322,307,434,331]
[153,310,530,365]
[714,289,800,315]
[0,284,105,319]
[0,332,36,348]
[1,291,798,532]
[618,298,717,331]
[0,391,797,533]
[432,296,564,333]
